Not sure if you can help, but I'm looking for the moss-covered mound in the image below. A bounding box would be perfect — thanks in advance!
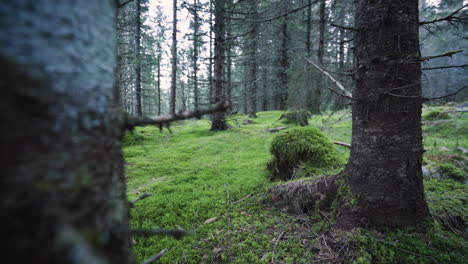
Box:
[279,109,311,126]
[268,126,343,181]
[423,109,451,121]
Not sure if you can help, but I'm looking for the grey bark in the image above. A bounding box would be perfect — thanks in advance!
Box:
[0,1,132,263]
[210,0,229,131]
[346,0,430,229]
[192,0,200,109]
[248,0,258,118]
[170,0,178,114]
[135,0,142,116]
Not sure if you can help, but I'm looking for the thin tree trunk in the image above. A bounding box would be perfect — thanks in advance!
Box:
[278,2,289,111]
[306,0,312,57]
[135,0,142,116]
[210,0,228,131]
[1,1,132,263]
[208,0,214,104]
[192,0,199,109]
[311,0,326,114]
[262,67,268,111]
[346,0,430,229]
[248,0,258,118]
[170,0,178,115]
[157,53,162,115]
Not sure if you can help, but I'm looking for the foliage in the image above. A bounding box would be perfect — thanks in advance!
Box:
[437,163,465,182]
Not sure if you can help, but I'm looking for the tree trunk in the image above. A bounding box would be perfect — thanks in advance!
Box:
[208,0,214,104]
[0,1,132,263]
[248,0,258,118]
[306,0,312,57]
[278,3,289,111]
[192,0,199,109]
[346,0,430,229]
[157,52,162,115]
[311,0,326,114]
[135,0,142,116]
[170,0,178,115]
[210,0,229,131]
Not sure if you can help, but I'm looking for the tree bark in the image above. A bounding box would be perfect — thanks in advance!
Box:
[210,0,229,131]
[346,0,430,229]
[248,0,258,118]
[0,1,132,263]
[192,0,200,109]
[170,0,178,115]
[135,0,142,116]
[277,2,289,111]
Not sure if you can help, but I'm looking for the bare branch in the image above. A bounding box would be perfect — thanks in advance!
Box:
[130,193,152,204]
[333,141,351,149]
[419,50,463,61]
[117,0,134,8]
[420,4,468,25]
[125,103,229,130]
[304,57,355,100]
[143,249,167,264]
[131,228,190,240]
[331,23,358,31]
[422,64,468,70]
[423,86,467,101]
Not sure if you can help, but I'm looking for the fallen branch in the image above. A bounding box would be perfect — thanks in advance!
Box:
[232,193,253,204]
[422,64,467,70]
[333,141,351,149]
[125,102,229,130]
[131,228,190,240]
[143,248,167,264]
[131,193,152,204]
[304,57,354,100]
[420,4,467,25]
[423,86,467,101]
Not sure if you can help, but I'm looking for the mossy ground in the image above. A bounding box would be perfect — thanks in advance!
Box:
[124,104,467,263]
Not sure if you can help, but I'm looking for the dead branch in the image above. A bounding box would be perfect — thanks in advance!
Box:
[422,64,468,70]
[117,0,134,8]
[130,193,152,205]
[232,193,253,204]
[419,50,463,62]
[143,248,167,264]
[331,23,358,31]
[333,141,351,149]
[420,4,468,25]
[423,86,467,101]
[304,57,354,100]
[131,228,190,240]
[125,103,229,130]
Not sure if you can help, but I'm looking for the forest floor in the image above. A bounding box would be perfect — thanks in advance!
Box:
[124,104,467,264]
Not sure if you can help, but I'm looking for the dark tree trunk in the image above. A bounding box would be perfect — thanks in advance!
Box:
[208,0,214,104]
[262,67,268,111]
[135,0,142,116]
[170,0,178,115]
[306,0,312,57]
[248,0,258,118]
[210,0,228,131]
[0,1,132,263]
[277,4,289,111]
[346,0,430,229]
[311,0,326,114]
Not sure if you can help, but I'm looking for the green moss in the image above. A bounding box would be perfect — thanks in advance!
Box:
[268,127,344,180]
[423,110,451,121]
[437,163,465,182]
[280,109,311,126]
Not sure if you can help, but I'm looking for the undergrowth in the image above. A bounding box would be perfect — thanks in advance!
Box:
[124,104,467,263]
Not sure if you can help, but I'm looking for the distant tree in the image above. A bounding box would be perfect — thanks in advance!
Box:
[210,0,229,131]
[170,0,178,115]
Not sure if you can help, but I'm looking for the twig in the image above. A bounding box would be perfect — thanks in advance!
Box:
[420,4,467,25]
[131,193,152,204]
[331,23,358,31]
[304,57,354,100]
[232,193,253,205]
[423,86,467,101]
[419,50,463,62]
[125,103,229,130]
[131,228,190,240]
[422,64,467,70]
[143,248,167,264]
[332,141,351,149]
